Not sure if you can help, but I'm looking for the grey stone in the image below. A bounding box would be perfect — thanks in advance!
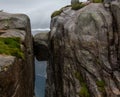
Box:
[0,12,29,30]
[0,12,34,97]
[45,3,120,97]
[34,32,49,61]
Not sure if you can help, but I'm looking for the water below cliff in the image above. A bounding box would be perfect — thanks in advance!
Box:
[35,58,47,97]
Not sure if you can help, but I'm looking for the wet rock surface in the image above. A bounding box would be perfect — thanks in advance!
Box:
[45,3,120,97]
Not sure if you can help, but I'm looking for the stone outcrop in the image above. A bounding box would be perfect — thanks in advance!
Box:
[45,2,120,97]
[34,32,49,61]
[0,12,34,97]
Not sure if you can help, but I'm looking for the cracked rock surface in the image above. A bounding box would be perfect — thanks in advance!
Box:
[45,3,120,97]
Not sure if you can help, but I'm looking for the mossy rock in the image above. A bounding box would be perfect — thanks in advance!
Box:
[51,5,72,18]
[96,80,106,93]
[96,80,105,87]
[74,71,90,97]
[71,3,85,10]
[93,0,103,3]
[0,37,24,59]
[79,86,90,97]
[51,10,63,18]
[74,71,84,83]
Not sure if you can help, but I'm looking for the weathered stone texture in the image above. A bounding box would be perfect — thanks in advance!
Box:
[0,12,34,97]
[45,3,120,97]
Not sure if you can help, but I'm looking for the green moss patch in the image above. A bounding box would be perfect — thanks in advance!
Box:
[71,3,85,10]
[79,85,90,97]
[51,10,63,18]
[0,37,24,59]
[75,71,84,83]
[51,5,72,18]
[51,2,85,18]
[51,3,85,18]
[96,80,105,93]
[96,80,105,87]
[74,72,90,97]
[93,0,103,3]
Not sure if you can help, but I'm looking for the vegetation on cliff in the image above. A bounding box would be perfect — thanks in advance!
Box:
[51,10,63,18]
[75,72,90,97]
[93,0,103,3]
[71,2,85,10]
[51,5,71,18]
[96,80,106,93]
[0,37,24,59]
[51,0,103,18]
[51,3,85,18]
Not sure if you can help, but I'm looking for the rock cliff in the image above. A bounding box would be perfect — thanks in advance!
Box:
[45,2,120,97]
[0,12,34,97]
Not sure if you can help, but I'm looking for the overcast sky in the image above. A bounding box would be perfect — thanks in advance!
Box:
[0,0,73,29]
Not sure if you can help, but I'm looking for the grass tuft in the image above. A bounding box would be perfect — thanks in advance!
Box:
[0,37,24,59]
[51,10,63,18]
[96,80,106,93]
[71,3,85,10]
[79,85,90,97]
[74,71,90,97]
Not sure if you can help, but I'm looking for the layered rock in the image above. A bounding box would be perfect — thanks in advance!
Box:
[46,2,120,97]
[0,12,34,97]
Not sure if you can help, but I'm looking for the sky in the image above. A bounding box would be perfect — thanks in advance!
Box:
[0,0,72,29]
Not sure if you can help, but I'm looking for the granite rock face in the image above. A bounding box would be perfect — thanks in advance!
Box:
[0,12,34,97]
[34,32,49,61]
[45,3,120,97]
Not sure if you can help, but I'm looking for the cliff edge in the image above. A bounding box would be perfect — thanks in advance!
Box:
[0,12,34,97]
[46,1,120,97]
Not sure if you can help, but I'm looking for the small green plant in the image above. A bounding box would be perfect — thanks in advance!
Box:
[75,71,84,83]
[79,85,90,97]
[71,3,85,10]
[51,10,62,18]
[96,80,105,87]
[96,80,105,93]
[51,5,72,18]
[0,37,24,59]
[74,71,90,97]
[93,0,103,3]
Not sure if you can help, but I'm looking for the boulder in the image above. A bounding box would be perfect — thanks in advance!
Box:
[34,32,49,61]
[0,12,28,30]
